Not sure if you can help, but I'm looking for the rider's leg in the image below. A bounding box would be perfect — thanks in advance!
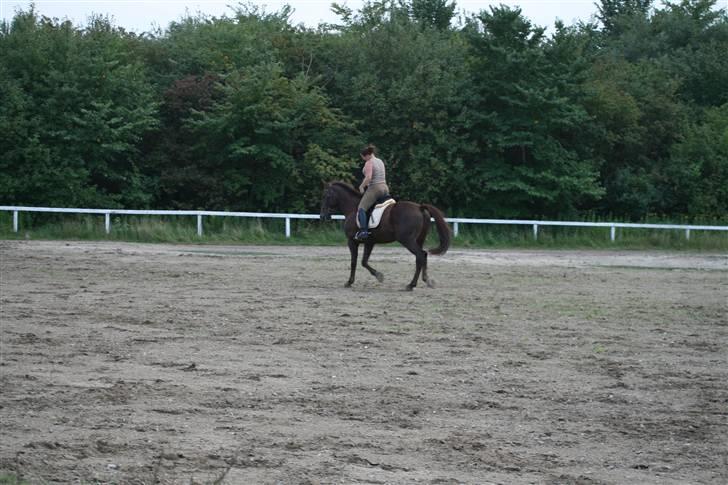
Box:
[355,189,377,241]
[355,208,370,241]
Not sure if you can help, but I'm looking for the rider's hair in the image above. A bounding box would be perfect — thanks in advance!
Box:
[360,144,377,157]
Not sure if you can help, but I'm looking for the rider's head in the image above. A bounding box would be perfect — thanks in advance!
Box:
[360,144,376,160]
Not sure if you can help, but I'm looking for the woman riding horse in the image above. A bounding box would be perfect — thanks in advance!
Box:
[320,178,451,290]
[356,144,389,241]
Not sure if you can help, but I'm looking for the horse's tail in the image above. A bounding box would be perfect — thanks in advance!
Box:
[421,204,451,256]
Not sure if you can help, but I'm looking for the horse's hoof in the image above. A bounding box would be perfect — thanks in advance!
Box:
[425,279,435,288]
[404,285,414,291]
[375,272,384,283]
[345,282,353,288]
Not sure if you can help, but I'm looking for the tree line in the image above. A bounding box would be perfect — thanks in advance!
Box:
[1,0,727,220]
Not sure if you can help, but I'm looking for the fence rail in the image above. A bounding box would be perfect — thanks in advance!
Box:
[2,206,728,241]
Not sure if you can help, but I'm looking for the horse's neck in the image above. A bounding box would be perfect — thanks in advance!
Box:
[337,188,360,215]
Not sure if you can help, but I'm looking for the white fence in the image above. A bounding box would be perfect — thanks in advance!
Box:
[2,206,728,241]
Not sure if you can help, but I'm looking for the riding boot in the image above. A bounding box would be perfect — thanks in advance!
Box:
[354,208,370,241]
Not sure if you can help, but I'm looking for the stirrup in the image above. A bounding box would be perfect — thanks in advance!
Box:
[354,230,370,242]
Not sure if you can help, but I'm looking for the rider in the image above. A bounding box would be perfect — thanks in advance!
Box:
[355,144,389,241]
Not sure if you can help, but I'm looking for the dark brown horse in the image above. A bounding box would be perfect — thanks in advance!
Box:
[320,181,451,290]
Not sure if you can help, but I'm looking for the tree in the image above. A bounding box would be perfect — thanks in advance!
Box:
[150,73,222,209]
[0,10,158,207]
[664,103,728,218]
[652,0,728,106]
[584,58,689,218]
[462,6,604,217]
[597,0,654,35]
[183,63,357,212]
[409,0,457,30]
[315,2,475,212]
[2,0,725,222]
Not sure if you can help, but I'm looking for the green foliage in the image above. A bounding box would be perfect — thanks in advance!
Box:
[181,63,357,211]
[314,3,474,212]
[408,0,457,30]
[597,0,654,36]
[463,6,604,217]
[585,58,690,218]
[665,103,728,217]
[0,10,158,208]
[655,1,728,106]
[1,0,727,228]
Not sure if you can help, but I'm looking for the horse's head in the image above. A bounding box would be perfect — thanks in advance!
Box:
[321,181,359,220]
[320,184,336,221]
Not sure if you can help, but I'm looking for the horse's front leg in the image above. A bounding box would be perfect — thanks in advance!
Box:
[362,242,384,283]
[346,238,359,287]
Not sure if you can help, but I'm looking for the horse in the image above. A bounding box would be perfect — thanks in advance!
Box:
[320,181,451,290]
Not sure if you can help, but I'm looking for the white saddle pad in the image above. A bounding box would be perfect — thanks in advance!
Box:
[359,199,396,229]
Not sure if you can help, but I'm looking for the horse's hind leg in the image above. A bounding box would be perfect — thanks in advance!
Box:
[362,243,384,283]
[346,238,359,287]
[402,239,426,291]
[421,252,434,288]
[416,225,434,288]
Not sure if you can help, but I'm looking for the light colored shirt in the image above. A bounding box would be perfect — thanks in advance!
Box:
[367,156,386,185]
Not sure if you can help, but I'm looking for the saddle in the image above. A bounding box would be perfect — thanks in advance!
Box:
[358,196,396,229]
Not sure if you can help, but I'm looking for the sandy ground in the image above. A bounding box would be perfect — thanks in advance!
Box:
[0,240,726,485]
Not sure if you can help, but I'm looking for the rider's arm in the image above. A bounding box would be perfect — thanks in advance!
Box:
[359,160,373,193]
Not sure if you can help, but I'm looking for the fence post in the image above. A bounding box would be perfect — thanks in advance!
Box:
[610,225,616,242]
[105,213,111,234]
[197,214,203,237]
[685,228,690,240]
[533,224,538,240]
[13,210,18,233]
[453,222,459,237]
[285,217,291,238]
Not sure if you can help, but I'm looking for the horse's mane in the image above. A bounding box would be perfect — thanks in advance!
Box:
[330,181,361,198]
